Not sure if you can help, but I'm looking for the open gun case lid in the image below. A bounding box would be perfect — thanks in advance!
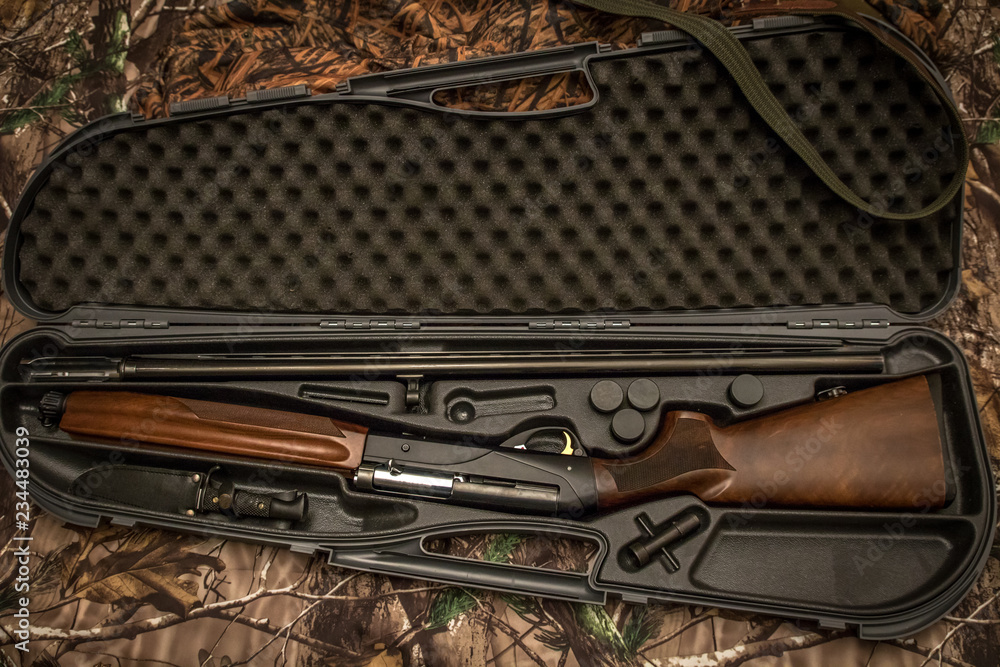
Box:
[0,10,994,640]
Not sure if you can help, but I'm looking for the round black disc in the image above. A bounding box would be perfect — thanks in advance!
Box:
[728,374,764,407]
[627,378,660,412]
[590,380,624,413]
[611,408,646,443]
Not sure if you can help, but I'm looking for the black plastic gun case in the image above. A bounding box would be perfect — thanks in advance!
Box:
[0,0,995,640]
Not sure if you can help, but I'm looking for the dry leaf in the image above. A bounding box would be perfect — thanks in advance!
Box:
[70,530,224,617]
[360,645,404,667]
[962,270,997,300]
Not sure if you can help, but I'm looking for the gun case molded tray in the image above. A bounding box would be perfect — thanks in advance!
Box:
[0,15,994,640]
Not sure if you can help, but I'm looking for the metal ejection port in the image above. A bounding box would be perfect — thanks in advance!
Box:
[356,459,455,498]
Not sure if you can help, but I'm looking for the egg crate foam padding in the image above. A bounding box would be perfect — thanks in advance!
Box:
[15,27,961,316]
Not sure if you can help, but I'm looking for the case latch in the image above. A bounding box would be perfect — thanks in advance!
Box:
[169,95,231,116]
[245,84,311,103]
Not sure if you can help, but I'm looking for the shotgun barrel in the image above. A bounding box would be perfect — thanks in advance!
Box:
[20,349,885,382]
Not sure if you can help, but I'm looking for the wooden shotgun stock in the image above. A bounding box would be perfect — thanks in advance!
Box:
[47,376,948,513]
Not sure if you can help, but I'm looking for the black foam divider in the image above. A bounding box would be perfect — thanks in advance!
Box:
[16,28,959,315]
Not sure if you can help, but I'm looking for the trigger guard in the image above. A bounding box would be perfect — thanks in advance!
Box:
[499,427,585,456]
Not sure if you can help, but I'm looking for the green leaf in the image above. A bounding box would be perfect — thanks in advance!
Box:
[500,592,540,621]
[66,30,88,68]
[976,119,1000,145]
[425,587,479,629]
[575,603,627,654]
[484,533,522,563]
[0,84,68,133]
[535,627,571,652]
[620,606,659,656]
[423,534,523,629]
[106,9,130,75]
[0,32,99,134]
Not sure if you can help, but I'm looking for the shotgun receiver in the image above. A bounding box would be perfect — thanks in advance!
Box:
[40,376,948,517]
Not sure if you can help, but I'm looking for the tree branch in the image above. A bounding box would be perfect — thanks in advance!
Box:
[919,591,1000,667]
[476,610,548,667]
[228,582,343,666]
[131,0,160,31]
[215,608,360,660]
[642,608,719,652]
[5,573,359,646]
[880,638,977,667]
[657,630,850,667]
[736,618,783,646]
[486,620,542,664]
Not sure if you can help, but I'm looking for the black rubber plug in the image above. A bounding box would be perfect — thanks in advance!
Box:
[728,374,764,407]
[627,378,660,411]
[612,408,645,443]
[591,380,624,413]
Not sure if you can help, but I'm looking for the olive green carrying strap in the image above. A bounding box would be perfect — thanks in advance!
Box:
[573,0,968,221]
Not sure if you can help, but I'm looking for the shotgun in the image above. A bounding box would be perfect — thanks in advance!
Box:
[39,375,947,517]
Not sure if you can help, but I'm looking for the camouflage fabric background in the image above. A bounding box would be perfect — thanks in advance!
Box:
[0,0,999,665]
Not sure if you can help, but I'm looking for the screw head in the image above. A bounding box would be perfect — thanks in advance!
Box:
[401,443,410,452]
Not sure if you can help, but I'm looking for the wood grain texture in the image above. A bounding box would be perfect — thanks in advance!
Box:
[595,376,946,509]
[59,390,368,471]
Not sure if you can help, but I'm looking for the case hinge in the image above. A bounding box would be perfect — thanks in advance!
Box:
[320,319,420,330]
[786,319,890,330]
[72,319,168,329]
[529,319,630,330]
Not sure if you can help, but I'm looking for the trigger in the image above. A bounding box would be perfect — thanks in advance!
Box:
[521,429,583,456]
[559,431,574,455]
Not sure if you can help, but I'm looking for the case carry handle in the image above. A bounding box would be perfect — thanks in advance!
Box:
[324,521,608,603]
[336,42,606,111]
